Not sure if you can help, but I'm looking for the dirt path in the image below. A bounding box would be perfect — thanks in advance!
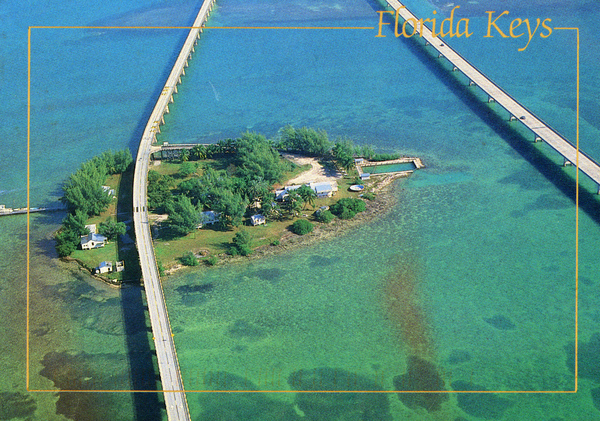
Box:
[282,153,343,185]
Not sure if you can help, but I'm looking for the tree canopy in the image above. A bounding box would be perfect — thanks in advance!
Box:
[166,195,200,235]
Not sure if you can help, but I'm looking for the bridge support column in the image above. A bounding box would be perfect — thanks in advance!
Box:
[174,85,178,93]
[509,115,517,121]
[438,53,443,58]
[169,95,174,104]
[534,135,542,143]
[488,96,495,103]
[468,80,475,86]
[165,105,170,114]
[563,158,573,166]
[452,66,458,72]
[178,75,182,84]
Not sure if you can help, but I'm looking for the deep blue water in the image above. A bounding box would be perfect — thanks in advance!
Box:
[1,0,600,419]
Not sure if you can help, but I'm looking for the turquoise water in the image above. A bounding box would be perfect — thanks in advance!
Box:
[2,0,600,419]
[362,162,417,174]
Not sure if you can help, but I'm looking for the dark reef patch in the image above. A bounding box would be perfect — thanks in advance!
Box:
[484,315,516,331]
[524,193,571,212]
[196,371,300,421]
[447,349,472,365]
[451,380,513,419]
[591,387,600,412]
[176,282,213,306]
[227,319,267,340]
[308,255,335,266]
[565,333,600,382]
[288,367,393,421]
[39,350,157,420]
[393,356,448,412]
[250,268,286,283]
[0,392,36,420]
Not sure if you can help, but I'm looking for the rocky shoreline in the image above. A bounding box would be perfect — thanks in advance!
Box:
[166,172,408,274]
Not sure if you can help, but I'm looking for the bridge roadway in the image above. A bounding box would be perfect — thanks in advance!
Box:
[133,0,216,419]
[384,0,600,193]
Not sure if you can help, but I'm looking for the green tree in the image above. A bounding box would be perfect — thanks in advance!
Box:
[283,191,304,217]
[147,170,173,211]
[61,161,111,215]
[330,198,366,219]
[235,132,288,185]
[213,190,247,228]
[279,125,332,157]
[231,229,252,256]
[166,195,200,235]
[178,162,197,178]
[332,139,355,172]
[63,210,90,237]
[180,251,199,266]
[290,219,313,235]
[180,149,190,162]
[191,144,207,160]
[55,228,79,257]
[315,209,334,223]
[296,185,316,209]
[98,219,127,241]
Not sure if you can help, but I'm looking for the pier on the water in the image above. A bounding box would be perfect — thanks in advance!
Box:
[132,0,216,420]
[0,204,65,217]
[382,0,600,194]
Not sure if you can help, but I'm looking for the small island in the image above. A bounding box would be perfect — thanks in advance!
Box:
[54,126,422,283]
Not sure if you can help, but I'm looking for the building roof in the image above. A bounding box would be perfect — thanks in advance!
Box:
[81,232,107,244]
[250,214,265,221]
[311,181,338,194]
[98,261,112,269]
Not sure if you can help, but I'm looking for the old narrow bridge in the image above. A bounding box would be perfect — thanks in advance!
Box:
[132,0,216,420]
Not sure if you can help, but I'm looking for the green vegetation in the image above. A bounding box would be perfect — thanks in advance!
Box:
[275,125,399,171]
[206,256,219,266]
[180,251,199,266]
[290,219,314,235]
[315,209,335,223]
[147,170,174,212]
[98,219,126,241]
[56,149,132,257]
[331,198,367,220]
[362,192,376,201]
[230,230,253,256]
[165,195,201,235]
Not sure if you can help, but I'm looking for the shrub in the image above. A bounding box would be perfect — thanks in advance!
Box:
[330,198,366,219]
[291,219,313,235]
[315,209,334,223]
[362,192,375,201]
[231,230,253,256]
[206,256,219,266]
[271,239,280,246]
[157,261,166,276]
[180,251,199,266]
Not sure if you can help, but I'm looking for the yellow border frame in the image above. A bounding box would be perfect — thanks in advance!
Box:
[27,24,579,395]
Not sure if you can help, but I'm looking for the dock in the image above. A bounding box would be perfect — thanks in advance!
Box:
[132,0,216,420]
[0,205,65,217]
[383,0,600,194]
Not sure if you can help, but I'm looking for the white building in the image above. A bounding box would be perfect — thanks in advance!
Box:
[80,233,107,250]
[250,214,266,226]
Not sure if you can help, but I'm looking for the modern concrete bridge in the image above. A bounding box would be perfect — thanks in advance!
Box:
[132,0,216,419]
[383,0,600,193]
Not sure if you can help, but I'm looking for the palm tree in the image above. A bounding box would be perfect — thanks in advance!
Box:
[180,149,190,162]
[297,185,316,209]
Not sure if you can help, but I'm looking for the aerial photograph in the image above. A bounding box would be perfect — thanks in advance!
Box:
[2,0,600,419]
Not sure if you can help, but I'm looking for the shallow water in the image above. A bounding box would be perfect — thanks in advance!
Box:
[2,0,600,419]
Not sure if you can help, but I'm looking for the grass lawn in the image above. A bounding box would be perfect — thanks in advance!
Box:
[149,157,372,269]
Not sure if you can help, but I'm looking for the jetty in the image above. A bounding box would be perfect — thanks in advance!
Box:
[0,204,65,217]
[132,0,216,419]
[382,0,600,194]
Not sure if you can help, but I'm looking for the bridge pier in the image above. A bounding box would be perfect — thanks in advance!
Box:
[509,115,517,121]
[563,158,573,167]
[468,80,475,86]
[452,66,458,72]
[534,135,542,143]
[487,96,495,103]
